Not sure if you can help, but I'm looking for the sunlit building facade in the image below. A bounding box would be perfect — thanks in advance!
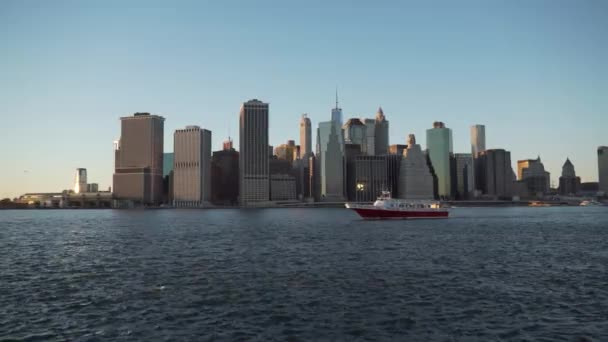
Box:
[173,126,212,207]
[426,122,453,199]
[398,134,434,200]
[300,114,312,159]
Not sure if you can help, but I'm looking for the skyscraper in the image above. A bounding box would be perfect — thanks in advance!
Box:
[558,158,581,195]
[454,153,474,200]
[317,121,344,201]
[299,114,312,159]
[426,122,453,199]
[343,118,367,146]
[331,89,343,127]
[470,125,486,157]
[74,168,87,194]
[113,112,164,205]
[363,118,376,156]
[211,140,239,206]
[274,140,297,162]
[398,134,434,200]
[239,99,270,205]
[598,146,608,194]
[173,126,212,207]
[518,157,550,195]
[374,107,389,155]
[476,149,514,199]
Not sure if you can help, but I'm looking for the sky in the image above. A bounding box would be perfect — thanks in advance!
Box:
[1,0,607,199]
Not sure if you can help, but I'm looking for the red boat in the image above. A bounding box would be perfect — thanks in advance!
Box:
[345,191,449,220]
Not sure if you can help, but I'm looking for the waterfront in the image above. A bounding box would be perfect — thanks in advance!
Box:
[1,207,607,341]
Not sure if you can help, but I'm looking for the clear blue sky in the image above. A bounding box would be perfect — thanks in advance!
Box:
[1,0,607,199]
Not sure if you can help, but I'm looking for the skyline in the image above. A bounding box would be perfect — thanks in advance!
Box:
[1,1,607,198]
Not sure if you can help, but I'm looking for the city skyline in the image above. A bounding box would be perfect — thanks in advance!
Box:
[1,1,607,198]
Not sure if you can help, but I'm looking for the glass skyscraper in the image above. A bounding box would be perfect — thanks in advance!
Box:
[426,122,453,199]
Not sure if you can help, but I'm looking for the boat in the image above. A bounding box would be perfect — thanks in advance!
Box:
[345,191,449,220]
[529,201,551,207]
[580,200,603,206]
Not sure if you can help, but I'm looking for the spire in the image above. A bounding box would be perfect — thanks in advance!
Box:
[335,86,339,109]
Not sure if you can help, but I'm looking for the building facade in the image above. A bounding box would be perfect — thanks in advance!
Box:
[454,153,474,200]
[599,146,608,194]
[172,126,211,207]
[239,99,270,205]
[470,125,486,157]
[270,174,297,201]
[518,157,550,196]
[74,168,87,194]
[343,118,367,147]
[354,155,400,202]
[374,107,389,155]
[398,134,434,200]
[558,158,581,195]
[274,140,297,162]
[211,146,239,205]
[389,144,408,156]
[317,121,344,201]
[476,149,514,199]
[363,118,376,156]
[300,114,312,159]
[113,112,164,205]
[426,122,453,199]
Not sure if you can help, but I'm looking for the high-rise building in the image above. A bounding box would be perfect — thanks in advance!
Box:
[426,122,453,199]
[317,121,344,201]
[222,137,234,151]
[274,140,297,162]
[300,114,312,159]
[398,134,434,200]
[343,118,367,147]
[270,174,297,201]
[113,112,164,205]
[518,157,550,196]
[558,158,581,196]
[454,153,474,200]
[74,168,87,194]
[308,152,318,201]
[354,155,400,202]
[363,118,376,156]
[163,153,174,178]
[389,144,408,156]
[344,144,363,201]
[239,99,270,205]
[331,90,343,127]
[173,126,212,207]
[470,125,486,157]
[374,107,389,155]
[476,149,514,199]
[211,142,239,206]
[599,146,608,194]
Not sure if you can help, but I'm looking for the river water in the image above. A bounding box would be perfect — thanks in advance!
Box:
[1,207,607,341]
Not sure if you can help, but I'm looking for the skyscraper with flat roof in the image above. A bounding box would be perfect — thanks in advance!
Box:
[598,146,608,194]
[173,126,212,207]
[239,99,270,205]
[74,168,87,194]
[426,122,453,199]
[300,114,312,159]
[470,125,486,157]
[374,107,389,155]
[476,149,514,199]
[113,112,164,205]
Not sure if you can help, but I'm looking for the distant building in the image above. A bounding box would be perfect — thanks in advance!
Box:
[426,121,453,199]
[331,90,343,127]
[389,144,408,156]
[270,174,297,201]
[317,121,344,201]
[222,138,234,151]
[454,153,474,200]
[275,140,297,162]
[86,183,99,193]
[518,157,550,197]
[470,125,486,157]
[476,149,514,199]
[113,112,164,206]
[354,155,400,202]
[239,99,270,206]
[599,146,608,194]
[173,126,212,207]
[374,107,389,155]
[345,144,363,201]
[300,114,312,159]
[343,118,367,148]
[398,134,434,200]
[211,143,239,206]
[163,153,174,177]
[308,153,318,201]
[580,182,599,196]
[363,118,376,156]
[74,168,87,194]
[558,158,581,196]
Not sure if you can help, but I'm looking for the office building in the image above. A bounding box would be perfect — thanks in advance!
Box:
[172,126,212,207]
[317,121,344,201]
[300,114,312,158]
[558,158,581,196]
[374,107,389,155]
[331,90,343,127]
[518,157,550,196]
[344,144,363,201]
[454,153,474,200]
[113,112,164,205]
[343,118,367,147]
[476,149,514,199]
[599,146,608,194]
[470,125,486,157]
[426,122,453,199]
[239,100,270,205]
[398,134,434,200]
[275,140,297,162]
[270,174,297,201]
[74,168,87,194]
[211,142,239,206]
[389,144,408,156]
[354,155,400,202]
[364,118,376,156]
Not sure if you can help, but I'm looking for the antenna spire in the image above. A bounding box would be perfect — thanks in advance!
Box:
[335,86,339,109]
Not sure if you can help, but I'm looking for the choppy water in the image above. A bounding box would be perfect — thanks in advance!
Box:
[1,207,608,341]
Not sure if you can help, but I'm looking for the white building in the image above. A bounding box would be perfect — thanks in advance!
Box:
[74,168,87,194]
[398,134,434,200]
[299,114,312,159]
[173,126,212,207]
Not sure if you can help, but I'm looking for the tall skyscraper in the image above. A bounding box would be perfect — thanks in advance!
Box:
[211,141,239,206]
[454,153,474,200]
[317,121,344,201]
[374,107,389,155]
[173,126,212,207]
[331,89,343,127]
[343,118,366,146]
[274,140,297,162]
[398,134,434,200]
[558,158,581,195]
[74,168,87,194]
[476,149,514,199]
[239,99,270,205]
[470,125,486,157]
[599,146,608,194]
[299,114,312,158]
[113,112,164,205]
[426,122,453,199]
[363,118,376,156]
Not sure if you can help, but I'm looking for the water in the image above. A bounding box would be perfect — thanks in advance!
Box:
[1,207,607,341]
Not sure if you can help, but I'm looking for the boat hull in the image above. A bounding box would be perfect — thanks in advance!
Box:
[350,207,449,220]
